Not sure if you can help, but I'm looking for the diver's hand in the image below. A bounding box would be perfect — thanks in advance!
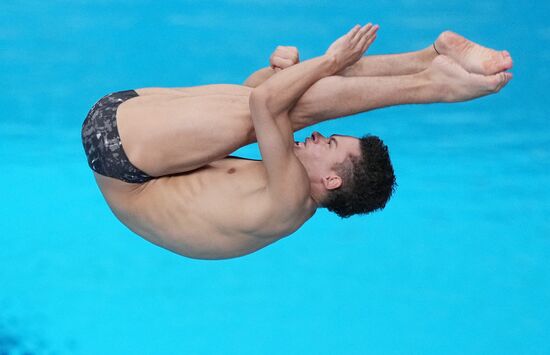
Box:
[325,23,379,72]
[270,46,300,72]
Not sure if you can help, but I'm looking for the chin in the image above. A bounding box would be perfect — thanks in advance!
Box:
[293,149,307,163]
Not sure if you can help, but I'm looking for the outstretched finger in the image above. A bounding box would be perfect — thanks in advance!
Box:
[358,24,379,49]
[351,23,372,43]
[367,24,379,37]
[346,25,361,40]
[360,33,378,53]
[362,24,378,42]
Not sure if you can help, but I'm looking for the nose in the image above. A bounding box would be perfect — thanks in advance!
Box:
[311,131,325,143]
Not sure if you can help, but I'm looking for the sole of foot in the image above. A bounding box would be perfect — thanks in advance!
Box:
[428,55,513,102]
[435,31,513,76]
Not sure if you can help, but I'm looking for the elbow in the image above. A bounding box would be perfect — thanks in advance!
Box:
[249,87,272,109]
[249,87,281,115]
[249,88,277,115]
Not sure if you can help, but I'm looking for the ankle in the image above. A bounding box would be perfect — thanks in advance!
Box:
[434,31,457,55]
[416,46,439,71]
[433,42,441,55]
[421,68,448,102]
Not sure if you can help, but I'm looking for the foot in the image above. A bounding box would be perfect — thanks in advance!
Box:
[434,31,513,75]
[426,55,513,102]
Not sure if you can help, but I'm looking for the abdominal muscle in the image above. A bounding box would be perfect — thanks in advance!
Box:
[94,158,284,260]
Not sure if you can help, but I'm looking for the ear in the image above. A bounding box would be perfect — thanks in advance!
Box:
[323,175,342,190]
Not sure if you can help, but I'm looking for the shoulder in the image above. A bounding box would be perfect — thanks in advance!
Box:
[258,157,316,231]
[265,154,311,205]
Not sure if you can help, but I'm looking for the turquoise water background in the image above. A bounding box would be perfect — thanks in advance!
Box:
[1,0,549,354]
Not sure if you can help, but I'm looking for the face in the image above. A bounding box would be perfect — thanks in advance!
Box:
[293,131,361,188]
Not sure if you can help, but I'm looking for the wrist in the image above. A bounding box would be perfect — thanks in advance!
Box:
[321,54,339,74]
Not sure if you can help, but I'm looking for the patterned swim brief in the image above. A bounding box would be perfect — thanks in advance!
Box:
[81,90,153,184]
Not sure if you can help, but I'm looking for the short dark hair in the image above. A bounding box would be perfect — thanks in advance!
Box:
[322,135,396,218]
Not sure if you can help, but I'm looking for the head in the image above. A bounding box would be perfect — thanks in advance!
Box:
[293,131,396,218]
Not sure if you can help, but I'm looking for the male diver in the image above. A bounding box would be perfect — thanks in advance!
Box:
[82,24,512,259]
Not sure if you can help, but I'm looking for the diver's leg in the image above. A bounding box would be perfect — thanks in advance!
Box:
[338,31,512,77]
[134,84,252,96]
[339,46,437,77]
[289,55,512,129]
[116,57,511,178]
[116,85,254,177]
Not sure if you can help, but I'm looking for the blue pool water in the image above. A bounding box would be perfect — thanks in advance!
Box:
[1,1,549,354]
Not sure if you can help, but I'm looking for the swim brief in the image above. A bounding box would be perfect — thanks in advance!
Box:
[81,90,153,184]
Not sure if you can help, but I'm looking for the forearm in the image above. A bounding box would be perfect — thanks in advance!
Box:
[255,55,336,116]
[243,67,276,87]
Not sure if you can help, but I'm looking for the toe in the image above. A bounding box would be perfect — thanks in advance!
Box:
[500,51,513,70]
[493,72,513,92]
[485,72,503,92]
[503,71,513,83]
[490,74,501,91]
[503,53,513,70]
[482,53,513,75]
[482,58,501,75]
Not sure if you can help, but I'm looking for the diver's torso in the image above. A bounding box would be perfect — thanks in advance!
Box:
[96,157,313,259]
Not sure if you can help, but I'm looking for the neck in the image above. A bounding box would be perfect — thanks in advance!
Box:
[309,180,326,207]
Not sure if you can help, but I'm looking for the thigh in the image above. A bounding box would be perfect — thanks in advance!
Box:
[136,84,252,97]
[116,88,255,177]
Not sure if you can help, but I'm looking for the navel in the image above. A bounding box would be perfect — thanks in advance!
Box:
[227,168,236,174]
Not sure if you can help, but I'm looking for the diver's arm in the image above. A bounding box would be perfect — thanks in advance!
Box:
[243,46,300,87]
[256,24,378,117]
[249,24,378,192]
[252,56,336,116]
[248,55,337,196]
[243,67,276,88]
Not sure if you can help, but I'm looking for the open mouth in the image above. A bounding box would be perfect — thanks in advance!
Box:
[294,134,316,148]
